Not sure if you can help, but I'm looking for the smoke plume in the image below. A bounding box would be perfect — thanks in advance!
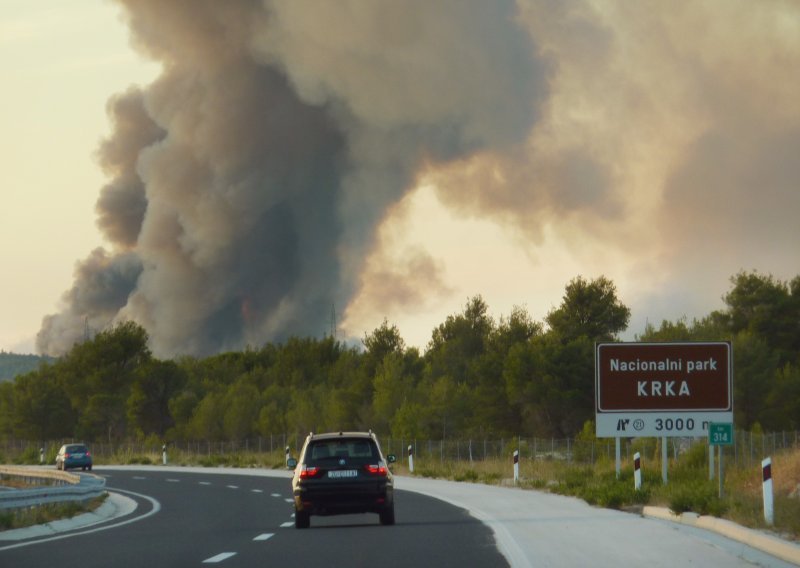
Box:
[38,0,546,356]
[40,0,800,355]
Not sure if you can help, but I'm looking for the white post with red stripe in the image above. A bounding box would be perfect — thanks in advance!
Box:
[762,457,774,526]
[513,450,520,484]
[408,444,414,474]
[162,444,167,465]
[634,452,642,491]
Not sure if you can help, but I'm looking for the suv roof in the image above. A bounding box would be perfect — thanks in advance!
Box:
[305,431,377,442]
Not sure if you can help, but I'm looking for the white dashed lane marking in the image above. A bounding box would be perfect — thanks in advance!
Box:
[203,552,236,563]
[283,498,293,503]
[251,489,263,493]
[166,479,180,483]
[253,533,274,541]
[199,481,212,485]
[270,493,281,498]
[226,485,239,489]
[280,522,293,528]
[133,476,146,480]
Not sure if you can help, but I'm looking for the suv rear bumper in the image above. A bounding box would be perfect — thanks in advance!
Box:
[294,482,393,516]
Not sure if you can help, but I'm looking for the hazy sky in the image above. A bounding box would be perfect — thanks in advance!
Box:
[2,0,799,356]
[1,0,158,352]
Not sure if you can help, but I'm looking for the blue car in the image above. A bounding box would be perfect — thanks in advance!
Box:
[56,444,93,471]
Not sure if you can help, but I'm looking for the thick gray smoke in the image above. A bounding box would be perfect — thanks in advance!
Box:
[37,0,547,356]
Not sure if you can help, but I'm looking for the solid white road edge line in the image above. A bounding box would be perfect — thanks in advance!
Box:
[0,489,161,552]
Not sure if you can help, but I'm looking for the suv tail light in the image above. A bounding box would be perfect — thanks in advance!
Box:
[364,462,387,476]
[299,465,321,479]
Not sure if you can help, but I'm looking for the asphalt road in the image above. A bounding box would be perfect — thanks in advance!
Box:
[2,467,798,567]
[0,469,505,568]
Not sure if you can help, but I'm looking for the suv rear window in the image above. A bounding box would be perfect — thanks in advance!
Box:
[307,439,377,462]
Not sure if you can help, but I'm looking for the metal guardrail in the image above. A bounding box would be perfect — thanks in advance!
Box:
[0,466,106,511]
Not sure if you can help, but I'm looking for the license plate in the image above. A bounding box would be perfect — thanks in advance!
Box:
[328,470,358,479]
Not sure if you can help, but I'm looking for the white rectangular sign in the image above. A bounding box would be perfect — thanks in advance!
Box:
[596,411,733,437]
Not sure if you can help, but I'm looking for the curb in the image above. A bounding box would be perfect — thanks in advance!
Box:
[642,506,800,566]
[0,492,136,541]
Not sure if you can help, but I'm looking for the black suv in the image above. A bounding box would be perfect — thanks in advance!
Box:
[287,431,396,528]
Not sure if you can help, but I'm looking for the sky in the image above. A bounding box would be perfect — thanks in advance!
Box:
[2,0,799,357]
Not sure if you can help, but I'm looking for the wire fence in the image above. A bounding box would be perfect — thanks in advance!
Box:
[1,430,797,470]
[380,430,800,470]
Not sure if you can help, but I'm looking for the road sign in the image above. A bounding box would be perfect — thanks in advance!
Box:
[708,422,734,446]
[595,342,733,437]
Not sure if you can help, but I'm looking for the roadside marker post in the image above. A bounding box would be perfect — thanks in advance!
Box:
[40,447,44,465]
[762,457,774,526]
[408,444,414,474]
[513,450,519,485]
[285,446,291,467]
[162,444,167,465]
[634,452,642,491]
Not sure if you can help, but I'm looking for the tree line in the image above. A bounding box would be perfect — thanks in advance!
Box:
[0,352,54,382]
[1,272,798,445]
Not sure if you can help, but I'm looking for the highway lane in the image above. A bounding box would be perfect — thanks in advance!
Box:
[0,469,506,568]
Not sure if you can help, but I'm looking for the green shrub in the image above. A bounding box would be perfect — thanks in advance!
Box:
[680,441,709,470]
[13,446,41,465]
[561,467,593,490]
[126,456,153,465]
[454,469,479,483]
[480,471,502,484]
[0,511,12,530]
[667,481,725,516]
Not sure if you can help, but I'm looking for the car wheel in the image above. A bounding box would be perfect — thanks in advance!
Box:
[88,465,92,471]
[379,504,395,526]
[295,510,310,529]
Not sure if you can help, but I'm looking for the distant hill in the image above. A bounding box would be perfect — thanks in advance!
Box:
[0,352,54,382]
